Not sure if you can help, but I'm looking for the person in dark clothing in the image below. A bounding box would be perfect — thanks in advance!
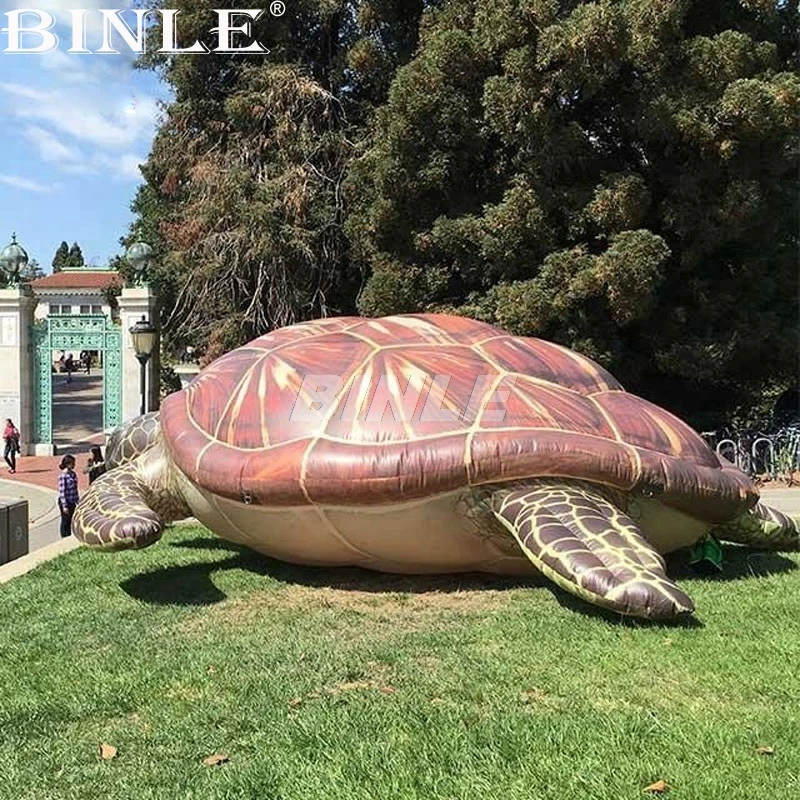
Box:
[3,418,20,473]
[83,445,106,484]
[64,354,74,383]
[58,455,79,538]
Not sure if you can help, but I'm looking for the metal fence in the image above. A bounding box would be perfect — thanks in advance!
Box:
[700,426,800,483]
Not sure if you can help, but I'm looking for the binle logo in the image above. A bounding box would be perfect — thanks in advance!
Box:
[288,373,512,425]
[1,8,285,55]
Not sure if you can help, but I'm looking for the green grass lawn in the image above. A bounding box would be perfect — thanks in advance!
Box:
[1,525,799,800]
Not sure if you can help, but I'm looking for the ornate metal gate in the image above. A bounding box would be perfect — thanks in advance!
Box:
[32,315,122,447]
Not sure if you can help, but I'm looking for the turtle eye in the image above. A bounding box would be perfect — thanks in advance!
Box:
[637,481,664,499]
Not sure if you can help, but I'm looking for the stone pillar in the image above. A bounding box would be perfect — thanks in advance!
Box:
[0,286,37,455]
[118,286,160,423]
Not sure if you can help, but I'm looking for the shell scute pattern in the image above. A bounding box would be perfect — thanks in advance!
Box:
[159,314,756,519]
[106,412,160,468]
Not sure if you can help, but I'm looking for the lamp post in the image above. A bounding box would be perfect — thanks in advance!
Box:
[0,233,29,286]
[129,316,157,416]
[125,241,153,286]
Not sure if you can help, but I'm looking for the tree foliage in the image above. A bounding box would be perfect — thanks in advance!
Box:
[51,241,69,273]
[52,241,85,271]
[22,258,44,281]
[346,0,799,425]
[66,242,85,268]
[131,0,428,360]
[133,0,798,424]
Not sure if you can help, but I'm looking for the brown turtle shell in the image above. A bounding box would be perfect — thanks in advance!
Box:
[160,314,756,523]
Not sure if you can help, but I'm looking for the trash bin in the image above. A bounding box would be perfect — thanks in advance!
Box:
[0,507,7,565]
[0,500,28,565]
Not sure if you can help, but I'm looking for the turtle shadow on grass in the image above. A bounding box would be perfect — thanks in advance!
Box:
[119,537,797,627]
[120,537,536,607]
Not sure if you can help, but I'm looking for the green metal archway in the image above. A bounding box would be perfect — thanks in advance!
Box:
[33,315,122,449]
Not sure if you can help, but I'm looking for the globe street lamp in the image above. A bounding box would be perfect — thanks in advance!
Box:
[129,315,157,416]
[125,241,153,286]
[0,233,29,286]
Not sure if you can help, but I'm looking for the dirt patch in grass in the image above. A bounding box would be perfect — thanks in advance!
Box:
[180,584,512,635]
[288,660,399,709]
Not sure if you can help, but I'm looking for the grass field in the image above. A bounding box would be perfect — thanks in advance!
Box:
[1,524,799,800]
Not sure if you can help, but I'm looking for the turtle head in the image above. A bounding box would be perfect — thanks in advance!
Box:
[711,502,800,551]
[73,412,191,551]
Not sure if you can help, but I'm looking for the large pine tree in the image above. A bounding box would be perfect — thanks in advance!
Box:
[132,0,797,424]
[51,241,69,273]
[130,0,427,360]
[345,0,799,426]
[66,242,84,268]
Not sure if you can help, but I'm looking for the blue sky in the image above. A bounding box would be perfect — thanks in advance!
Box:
[0,3,170,269]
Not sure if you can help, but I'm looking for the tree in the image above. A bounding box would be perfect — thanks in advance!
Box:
[346,0,799,427]
[22,258,45,281]
[51,241,69,273]
[66,242,85,268]
[130,0,429,359]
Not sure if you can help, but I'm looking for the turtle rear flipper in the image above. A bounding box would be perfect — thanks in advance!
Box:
[492,481,694,620]
[712,502,799,551]
[72,463,163,550]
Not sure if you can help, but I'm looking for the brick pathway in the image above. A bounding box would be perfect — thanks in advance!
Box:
[3,455,89,493]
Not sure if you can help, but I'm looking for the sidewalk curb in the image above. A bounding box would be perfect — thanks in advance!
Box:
[0,536,80,585]
[0,478,59,527]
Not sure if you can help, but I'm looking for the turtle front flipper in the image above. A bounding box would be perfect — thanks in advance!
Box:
[72,463,163,550]
[491,481,694,620]
[712,502,799,551]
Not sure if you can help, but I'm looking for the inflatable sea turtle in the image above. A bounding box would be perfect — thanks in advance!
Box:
[73,314,798,619]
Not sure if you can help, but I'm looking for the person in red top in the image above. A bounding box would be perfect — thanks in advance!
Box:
[3,418,20,474]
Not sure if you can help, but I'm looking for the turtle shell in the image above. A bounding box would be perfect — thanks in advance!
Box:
[160,314,756,523]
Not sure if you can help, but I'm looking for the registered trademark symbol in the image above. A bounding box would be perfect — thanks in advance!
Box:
[270,1,286,16]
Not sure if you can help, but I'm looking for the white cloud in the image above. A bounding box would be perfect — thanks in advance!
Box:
[22,126,147,183]
[9,0,108,9]
[0,80,161,149]
[0,82,49,102]
[37,49,99,84]
[0,6,164,191]
[93,152,146,182]
[25,125,82,163]
[0,173,58,193]
[114,153,145,180]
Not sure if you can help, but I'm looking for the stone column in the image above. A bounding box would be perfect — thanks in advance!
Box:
[118,286,160,423]
[0,285,37,455]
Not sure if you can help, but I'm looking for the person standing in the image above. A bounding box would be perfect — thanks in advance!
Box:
[58,455,79,538]
[83,445,106,484]
[3,418,20,473]
[64,354,74,384]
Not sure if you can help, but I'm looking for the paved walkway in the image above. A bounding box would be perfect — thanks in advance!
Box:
[761,488,800,517]
[52,370,105,452]
[1,370,103,556]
